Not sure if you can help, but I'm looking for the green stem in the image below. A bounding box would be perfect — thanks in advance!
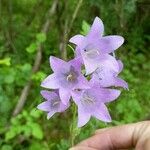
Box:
[70,102,77,146]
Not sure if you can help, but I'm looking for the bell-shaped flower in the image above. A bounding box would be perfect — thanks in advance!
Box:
[71,83,121,127]
[69,17,124,75]
[37,90,69,119]
[91,60,128,89]
[41,56,90,105]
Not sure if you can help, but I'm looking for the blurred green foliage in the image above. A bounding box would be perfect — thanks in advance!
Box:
[0,0,149,149]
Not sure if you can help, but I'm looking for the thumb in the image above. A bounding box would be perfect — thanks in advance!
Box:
[70,121,150,150]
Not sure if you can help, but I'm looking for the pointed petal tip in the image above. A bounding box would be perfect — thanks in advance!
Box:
[94,16,102,22]
[40,90,47,96]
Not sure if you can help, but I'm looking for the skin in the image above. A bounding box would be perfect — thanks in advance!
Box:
[69,121,150,150]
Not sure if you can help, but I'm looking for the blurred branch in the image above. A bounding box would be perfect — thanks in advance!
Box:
[6,0,16,52]
[13,0,58,116]
[25,0,43,26]
[60,0,83,60]
[67,0,83,34]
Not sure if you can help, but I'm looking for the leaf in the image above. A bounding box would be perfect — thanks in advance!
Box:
[30,123,43,140]
[31,71,47,81]
[36,33,46,43]
[26,43,37,53]
[4,75,14,84]
[1,145,12,150]
[5,129,16,141]
[0,58,11,66]
[30,108,42,119]
[81,21,90,35]
[22,125,32,137]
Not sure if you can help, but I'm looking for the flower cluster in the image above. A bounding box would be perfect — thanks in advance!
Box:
[37,17,128,127]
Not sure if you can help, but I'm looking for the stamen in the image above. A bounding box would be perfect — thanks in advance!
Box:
[52,101,59,107]
[85,49,100,58]
[84,97,94,104]
[82,94,95,105]
[67,74,74,81]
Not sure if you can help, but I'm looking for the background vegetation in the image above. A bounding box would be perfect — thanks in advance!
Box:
[0,0,149,149]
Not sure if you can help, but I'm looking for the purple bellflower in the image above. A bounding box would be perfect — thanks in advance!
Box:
[41,56,89,105]
[69,17,124,75]
[37,90,69,119]
[38,16,128,128]
[91,60,128,89]
[71,82,121,127]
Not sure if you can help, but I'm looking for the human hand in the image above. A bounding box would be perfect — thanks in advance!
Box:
[70,121,150,150]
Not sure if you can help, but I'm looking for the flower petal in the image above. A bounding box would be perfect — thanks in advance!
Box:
[50,56,66,72]
[98,35,124,53]
[59,88,71,105]
[117,60,123,73]
[40,90,57,101]
[83,54,119,75]
[41,74,59,89]
[87,17,104,39]
[74,75,90,89]
[69,57,82,71]
[93,103,111,122]
[77,108,91,127]
[37,101,51,112]
[114,77,129,90]
[95,88,121,103]
[69,35,85,47]
[47,111,55,119]
[71,90,83,105]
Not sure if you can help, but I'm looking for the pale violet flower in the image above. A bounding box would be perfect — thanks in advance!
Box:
[91,60,128,89]
[37,90,69,119]
[41,56,89,105]
[69,17,124,75]
[71,82,121,127]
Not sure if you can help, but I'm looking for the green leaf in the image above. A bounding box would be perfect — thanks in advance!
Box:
[81,21,90,35]
[0,58,11,66]
[1,145,12,150]
[5,129,16,141]
[30,108,42,119]
[36,33,46,43]
[26,43,37,53]
[4,75,14,84]
[31,71,47,81]
[22,125,32,137]
[30,123,43,140]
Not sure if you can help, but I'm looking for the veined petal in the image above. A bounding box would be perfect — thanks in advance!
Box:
[98,35,124,53]
[59,88,71,105]
[77,108,91,127]
[114,77,129,90]
[71,90,83,105]
[93,103,111,122]
[83,54,119,75]
[74,75,90,89]
[47,111,55,119]
[87,17,104,39]
[95,88,121,103]
[69,35,85,47]
[50,56,66,72]
[40,90,57,101]
[69,57,82,71]
[37,101,51,112]
[98,54,119,72]
[117,60,123,73]
[41,74,59,89]
[83,56,99,75]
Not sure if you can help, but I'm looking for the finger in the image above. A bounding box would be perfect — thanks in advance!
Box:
[69,146,97,150]
[76,121,150,150]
